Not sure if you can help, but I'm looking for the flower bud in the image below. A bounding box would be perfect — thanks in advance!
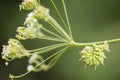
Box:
[20,0,39,10]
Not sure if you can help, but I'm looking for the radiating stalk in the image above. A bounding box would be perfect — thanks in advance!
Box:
[41,27,67,42]
[10,46,69,79]
[48,17,71,41]
[39,7,71,41]
[28,43,69,53]
[39,36,67,42]
[51,0,69,34]
[62,0,73,39]
[48,46,69,69]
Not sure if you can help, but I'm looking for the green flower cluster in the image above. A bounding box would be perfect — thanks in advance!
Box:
[17,2,51,40]
[1,39,29,62]
[34,6,50,21]
[20,0,39,10]
[16,25,43,40]
[80,41,110,69]
[16,11,44,40]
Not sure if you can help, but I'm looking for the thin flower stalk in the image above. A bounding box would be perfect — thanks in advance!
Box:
[48,17,71,41]
[41,27,67,42]
[62,0,73,39]
[10,46,69,79]
[51,0,70,35]
[48,46,70,69]
[38,35,68,42]
[28,43,69,53]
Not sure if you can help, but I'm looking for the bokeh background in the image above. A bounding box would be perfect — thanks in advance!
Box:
[0,0,120,80]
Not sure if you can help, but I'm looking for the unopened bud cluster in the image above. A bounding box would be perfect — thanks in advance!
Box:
[80,41,110,69]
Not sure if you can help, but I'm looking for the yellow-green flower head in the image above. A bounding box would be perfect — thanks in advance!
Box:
[27,54,48,72]
[16,25,44,40]
[34,6,50,21]
[80,42,110,69]
[20,0,39,10]
[1,39,29,61]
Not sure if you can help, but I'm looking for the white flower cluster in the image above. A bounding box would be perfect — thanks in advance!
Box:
[1,39,29,62]
[80,41,110,69]
[16,12,44,40]
[27,54,48,72]
[34,6,50,21]
[17,0,51,40]
[20,0,39,10]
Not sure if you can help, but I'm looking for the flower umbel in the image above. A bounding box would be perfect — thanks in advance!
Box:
[80,41,110,69]
[1,39,29,61]
[1,0,120,79]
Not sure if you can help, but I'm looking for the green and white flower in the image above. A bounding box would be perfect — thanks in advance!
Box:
[16,25,43,40]
[1,39,29,61]
[20,0,39,10]
[34,6,50,21]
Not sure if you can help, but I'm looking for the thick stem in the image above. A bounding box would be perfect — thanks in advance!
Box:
[73,38,120,47]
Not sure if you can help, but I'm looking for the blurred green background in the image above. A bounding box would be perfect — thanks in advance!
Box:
[0,0,120,80]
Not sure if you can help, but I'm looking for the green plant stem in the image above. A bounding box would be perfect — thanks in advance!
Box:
[9,46,69,79]
[48,46,70,69]
[62,0,73,39]
[48,17,71,41]
[38,7,71,41]
[73,38,120,47]
[41,27,67,42]
[38,0,41,4]
[38,36,67,42]
[37,9,71,42]
[28,43,69,53]
[50,0,70,34]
